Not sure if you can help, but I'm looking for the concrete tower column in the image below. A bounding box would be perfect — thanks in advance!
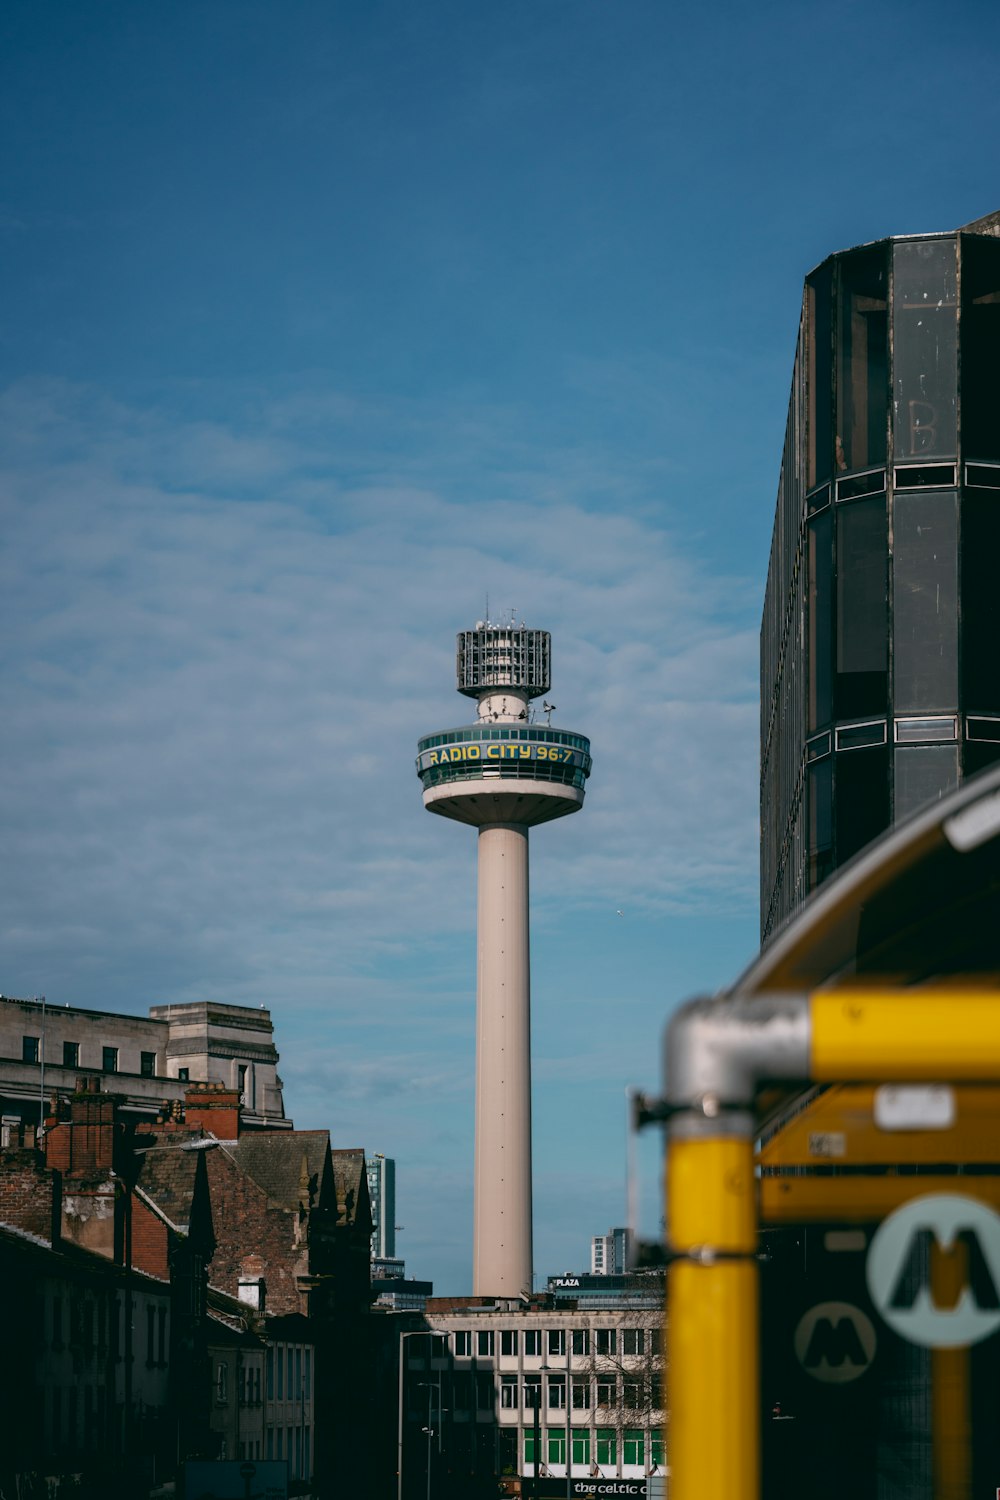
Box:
[474,822,532,1295]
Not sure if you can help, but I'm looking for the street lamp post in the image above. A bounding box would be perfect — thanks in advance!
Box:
[397,1331,445,1500]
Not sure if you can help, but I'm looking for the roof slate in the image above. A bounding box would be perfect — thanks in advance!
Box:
[135,1139,204,1230]
[331,1148,372,1232]
[220,1131,332,1214]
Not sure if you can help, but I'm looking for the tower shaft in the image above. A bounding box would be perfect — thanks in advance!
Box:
[474,822,532,1295]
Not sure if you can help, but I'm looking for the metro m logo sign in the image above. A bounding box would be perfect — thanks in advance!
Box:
[867,1194,1000,1348]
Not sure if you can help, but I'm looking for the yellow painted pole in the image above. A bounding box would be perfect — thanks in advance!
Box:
[667,1132,758,1500]
[811,991,1000,1079]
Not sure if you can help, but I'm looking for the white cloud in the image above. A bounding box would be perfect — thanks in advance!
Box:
[0,374,760,1284]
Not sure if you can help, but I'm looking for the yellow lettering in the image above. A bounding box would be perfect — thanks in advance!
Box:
[429,750,439,766]
[519,745,530,758]
[449,747,463,761]
[468,745,481,760]
[487,744,500,759]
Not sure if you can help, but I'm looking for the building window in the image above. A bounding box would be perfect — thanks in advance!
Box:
[547,1328,565,1356]
[524,1429,538,1465]
[102,1046,118,1073]
[572,1378,590,1409]
[624,1428,644,1466]
[597,1428,617,1466]
[51,1295,63,1349]
[476,1373,493,1411]
[649,1326,662,1355]
[140,1051,155,1078]
[497,1428,517,1473]
[836,244,888,473]
[62,1041,79,1068]
[650,1430,665,1469]
[476,1329,494,1358]
[238,1063,248,1099]
[622,1328,643,1356]
[893,238,958,461]
[500,1329,518,1356]
[454,1330,471,1357]
[572,1427,591,1464]
[623,1378,642,1408]
[596,1328,617,1356]
[547,1429,566,1465]
[451,1372,472,1412]
[266,1348,274,1399]
[500,1375,518,1409]
[547,1377,566,1410]
[571,1328,590,1356]
[22,1036,39,1063]
[277,1345,284,1398]
[304,1347,311,1398]
[523,1329,541,1356]
[178,1067,189,1082]
[596,1376,617,1407]
[216,1363,228,1404]
[523,1375,541,1410]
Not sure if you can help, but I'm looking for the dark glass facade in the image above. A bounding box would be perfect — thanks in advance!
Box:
[761,220,1000,940]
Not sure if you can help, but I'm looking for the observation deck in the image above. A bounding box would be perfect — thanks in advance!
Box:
[416,722,592,827]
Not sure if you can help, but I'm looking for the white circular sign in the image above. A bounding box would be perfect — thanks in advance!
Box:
[866,1193,1000,1349]
[793,1300,876,1382]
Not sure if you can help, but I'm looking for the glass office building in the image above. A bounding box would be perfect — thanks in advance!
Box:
[761,209,1000,940]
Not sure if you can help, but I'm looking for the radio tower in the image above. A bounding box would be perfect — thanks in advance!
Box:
[416,618,593,1294]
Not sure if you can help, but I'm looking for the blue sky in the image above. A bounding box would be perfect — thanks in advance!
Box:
[3,0,1000,1290]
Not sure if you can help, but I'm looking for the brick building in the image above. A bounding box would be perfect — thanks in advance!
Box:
[1,1074,376,1497]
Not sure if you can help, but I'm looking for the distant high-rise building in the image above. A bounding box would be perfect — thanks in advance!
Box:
[761,208,1000,939]
[591,1226,631,1276]
[417,620,593,1295]
[365,1153,396,1259]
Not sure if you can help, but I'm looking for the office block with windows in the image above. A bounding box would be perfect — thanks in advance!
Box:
[761,209,1000,939]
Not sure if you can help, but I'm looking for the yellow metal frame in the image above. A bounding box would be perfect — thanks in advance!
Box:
[667,1136,757,1500]
[665,987,1000,1500]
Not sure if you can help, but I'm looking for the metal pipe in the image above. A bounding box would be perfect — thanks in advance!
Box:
[811,990,1000,1079]
[667,1115,758,1500]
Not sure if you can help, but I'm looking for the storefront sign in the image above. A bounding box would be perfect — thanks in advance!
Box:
[533,1483,647,1499]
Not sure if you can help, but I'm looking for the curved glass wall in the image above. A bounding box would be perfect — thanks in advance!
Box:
[764,227,1000,930]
